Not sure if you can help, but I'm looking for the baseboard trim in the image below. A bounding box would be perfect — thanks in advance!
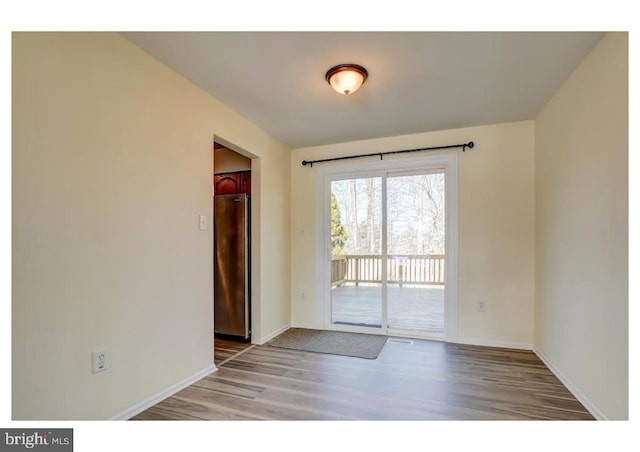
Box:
[533,347,605,420]
[255,323,290,345]
[109,364,218,420]
[455,337,533,350]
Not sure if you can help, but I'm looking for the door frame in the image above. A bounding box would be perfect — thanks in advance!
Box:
[213,137,260,343]
[316,152,459,342]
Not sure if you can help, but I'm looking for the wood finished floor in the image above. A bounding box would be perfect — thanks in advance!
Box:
[213,337,253,367]
[132,336,594,421]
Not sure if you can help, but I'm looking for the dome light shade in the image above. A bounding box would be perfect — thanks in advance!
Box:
[325,64,368,95]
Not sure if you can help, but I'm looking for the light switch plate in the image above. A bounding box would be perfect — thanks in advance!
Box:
[199,215,208,231]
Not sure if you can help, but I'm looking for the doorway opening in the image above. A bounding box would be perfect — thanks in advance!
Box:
[213,141,253,344]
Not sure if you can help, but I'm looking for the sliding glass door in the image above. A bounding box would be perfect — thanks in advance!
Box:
[386,172,445,334]
[329,169,448,338]
[330,176,383,328]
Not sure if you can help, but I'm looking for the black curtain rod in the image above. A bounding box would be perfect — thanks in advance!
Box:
[301,141,474,167]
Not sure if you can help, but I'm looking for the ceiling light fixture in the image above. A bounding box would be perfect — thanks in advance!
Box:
[325,64,368,95]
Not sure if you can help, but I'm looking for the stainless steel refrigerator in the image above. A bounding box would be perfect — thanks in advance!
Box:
[214,193,250,341]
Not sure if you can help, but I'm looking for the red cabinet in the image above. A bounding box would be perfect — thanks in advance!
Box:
[214,171,251,195]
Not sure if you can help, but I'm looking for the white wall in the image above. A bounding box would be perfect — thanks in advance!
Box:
[12,32,291,420]
[534,32,628,420]
[291,120,535,348]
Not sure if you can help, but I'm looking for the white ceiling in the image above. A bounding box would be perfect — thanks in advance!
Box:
[122,32,604,149]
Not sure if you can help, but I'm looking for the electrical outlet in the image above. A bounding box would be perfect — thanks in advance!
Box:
[92,349,108,373]
[478,301,486,312]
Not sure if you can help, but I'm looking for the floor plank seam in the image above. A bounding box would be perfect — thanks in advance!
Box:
[191,385,261,401]
[217,343,256,367]
[170,395,270,420]
[539,404,592,415]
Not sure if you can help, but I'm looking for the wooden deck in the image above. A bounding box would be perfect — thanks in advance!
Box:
[331,284,444,333]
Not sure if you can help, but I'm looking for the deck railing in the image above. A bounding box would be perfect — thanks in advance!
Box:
[331,254,445,287]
